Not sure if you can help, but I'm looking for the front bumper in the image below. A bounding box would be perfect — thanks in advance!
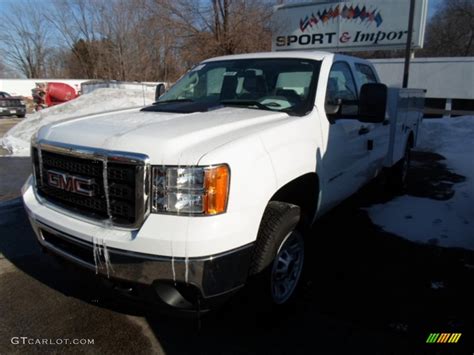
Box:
[31,220,252,310]
[22,177,253,311]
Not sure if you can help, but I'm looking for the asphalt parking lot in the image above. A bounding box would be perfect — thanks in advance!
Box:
[0,150,473,354]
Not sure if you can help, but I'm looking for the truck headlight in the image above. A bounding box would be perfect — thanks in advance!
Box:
[151,165,230,215]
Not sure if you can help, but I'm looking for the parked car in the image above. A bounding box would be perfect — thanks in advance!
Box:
[0,91,26,118]
[22,51,425,313]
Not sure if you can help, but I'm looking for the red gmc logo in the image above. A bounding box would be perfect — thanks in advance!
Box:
[46,170,95,197]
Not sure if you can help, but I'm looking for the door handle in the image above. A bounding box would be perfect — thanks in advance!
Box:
[358,126,370,135]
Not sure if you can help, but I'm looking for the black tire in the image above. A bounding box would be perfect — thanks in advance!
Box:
[387,143,411,194]
[249,201,304,305]
[18,114,25,118]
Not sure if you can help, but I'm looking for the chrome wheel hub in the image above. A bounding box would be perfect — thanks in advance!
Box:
[271,231,304,304]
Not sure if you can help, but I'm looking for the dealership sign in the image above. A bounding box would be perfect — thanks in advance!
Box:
[272,0,428,52]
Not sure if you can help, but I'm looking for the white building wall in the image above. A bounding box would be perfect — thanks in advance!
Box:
[370,57,474,99]
[80,81,163,96]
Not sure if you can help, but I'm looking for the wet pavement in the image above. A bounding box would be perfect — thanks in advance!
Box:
[0,117,23,136]
[0,157,31,201]
[0,151,473,354]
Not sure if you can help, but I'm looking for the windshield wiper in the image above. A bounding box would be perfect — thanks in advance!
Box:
[154,99,194,104]
[219,100,274,111]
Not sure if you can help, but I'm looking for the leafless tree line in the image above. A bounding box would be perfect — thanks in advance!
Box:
[0,0,274,81]
[420,0,474,57]
[0,0,472,81]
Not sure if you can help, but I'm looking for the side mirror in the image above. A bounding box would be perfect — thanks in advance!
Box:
[155,83,166,101]
[325,98,342,115]
[358,83,387,123]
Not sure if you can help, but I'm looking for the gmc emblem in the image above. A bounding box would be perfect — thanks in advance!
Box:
[46,170,95,197]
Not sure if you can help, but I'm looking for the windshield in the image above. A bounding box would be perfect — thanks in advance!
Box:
[153,58,321,116]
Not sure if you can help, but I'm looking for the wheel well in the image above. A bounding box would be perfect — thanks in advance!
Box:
[269,173,319,226]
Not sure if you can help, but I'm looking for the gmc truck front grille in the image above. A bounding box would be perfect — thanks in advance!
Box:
[32,143,150,228]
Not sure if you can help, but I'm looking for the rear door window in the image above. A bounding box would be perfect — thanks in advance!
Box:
[355,63,378,85]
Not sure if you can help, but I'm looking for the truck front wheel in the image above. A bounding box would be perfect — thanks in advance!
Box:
[250,201,304,305]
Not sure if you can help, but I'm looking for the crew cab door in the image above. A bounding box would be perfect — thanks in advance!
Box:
[353,63,390,177]
[321,61,371,209]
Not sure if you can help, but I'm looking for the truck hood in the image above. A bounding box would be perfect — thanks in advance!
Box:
[38,107,290,164]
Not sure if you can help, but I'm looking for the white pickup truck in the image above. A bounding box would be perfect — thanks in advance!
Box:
[22,51,424,311]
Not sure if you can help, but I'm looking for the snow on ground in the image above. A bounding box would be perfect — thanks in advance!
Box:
[367,116,474,251]
[0,88,155,156]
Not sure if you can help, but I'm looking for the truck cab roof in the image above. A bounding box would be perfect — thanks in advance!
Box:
[202,51,373,66]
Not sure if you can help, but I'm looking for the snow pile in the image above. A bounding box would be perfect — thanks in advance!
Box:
[0,88,155,156]
[368,116,474,251]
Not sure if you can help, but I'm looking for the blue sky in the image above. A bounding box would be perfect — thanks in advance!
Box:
[0,0,444,18]
[427,0,443,18]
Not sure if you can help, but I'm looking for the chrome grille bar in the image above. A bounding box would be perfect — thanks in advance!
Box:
[32,139,150,229]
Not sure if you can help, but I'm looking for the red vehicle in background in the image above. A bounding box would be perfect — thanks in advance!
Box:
[33,82,78,111]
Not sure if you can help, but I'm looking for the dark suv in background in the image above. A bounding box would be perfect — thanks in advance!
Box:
[0,91,26,118]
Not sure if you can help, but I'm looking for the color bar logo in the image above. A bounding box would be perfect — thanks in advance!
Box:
[426,333,462,343]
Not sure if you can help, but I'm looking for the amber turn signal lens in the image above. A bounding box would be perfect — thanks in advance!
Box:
[204,165,230,215]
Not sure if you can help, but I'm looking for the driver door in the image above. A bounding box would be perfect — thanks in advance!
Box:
[321,61,371,209]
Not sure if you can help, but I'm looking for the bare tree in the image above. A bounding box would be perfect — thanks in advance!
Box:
[96,0,164,81]
[0,0,51,78]
[420,0,474,57]
[0,59,9,78]
[46,0,171,81]
[44,48,71,78]
[46,0,102,78]
[152,0,274,75]
[1,0,278,81]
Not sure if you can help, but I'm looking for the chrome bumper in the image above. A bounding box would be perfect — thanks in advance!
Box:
[31,219,253,306]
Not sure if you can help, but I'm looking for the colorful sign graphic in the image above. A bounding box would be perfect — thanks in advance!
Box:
[272,0,428,52]
[299,4,383,32]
